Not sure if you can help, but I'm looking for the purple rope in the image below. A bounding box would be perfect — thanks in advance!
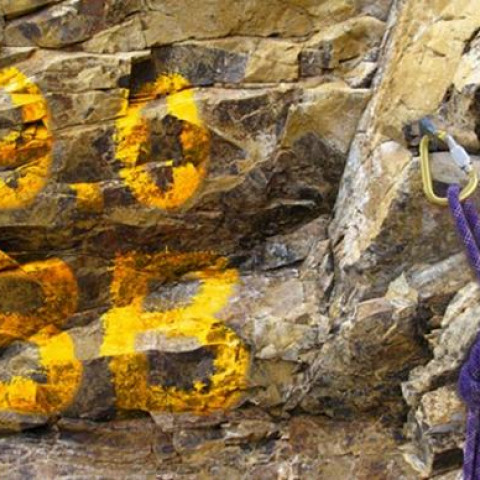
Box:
[464,199,480,250]
[447,185,480,479]
[448,186,480,283]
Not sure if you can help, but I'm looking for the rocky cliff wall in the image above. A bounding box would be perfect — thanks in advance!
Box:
[0,0,478,478]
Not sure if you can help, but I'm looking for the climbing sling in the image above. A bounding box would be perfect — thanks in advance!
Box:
[420,118,480,479]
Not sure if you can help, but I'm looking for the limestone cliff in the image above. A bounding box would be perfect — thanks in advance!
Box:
[0,0,477,478]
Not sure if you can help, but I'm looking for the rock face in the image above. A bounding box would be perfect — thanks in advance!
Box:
[1,0,480,478]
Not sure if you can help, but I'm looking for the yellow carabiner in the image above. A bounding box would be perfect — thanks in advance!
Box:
[420,132,478,206]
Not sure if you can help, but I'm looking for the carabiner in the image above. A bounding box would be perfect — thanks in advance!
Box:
[419,128,478,206]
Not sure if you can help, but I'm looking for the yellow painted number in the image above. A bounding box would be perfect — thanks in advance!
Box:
[101,251,249,413]
[115,74,209,210]
[0,326,82,415]
[0,254,82,416]
[0,68,52,209]
[0,258,78,346]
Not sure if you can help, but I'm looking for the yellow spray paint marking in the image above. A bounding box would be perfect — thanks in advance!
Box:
[0,325,82,415]
[70,182,104,212]
[0,250,18,272]
[0,258,78,347]
[114,73,209,210]
[101,251,250,413]
[0,253,81,416]
[0,67,52,209]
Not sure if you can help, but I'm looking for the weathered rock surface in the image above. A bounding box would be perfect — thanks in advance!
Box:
[0,414,419,479]
[1,0,480,478]
[327,0,480,477]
